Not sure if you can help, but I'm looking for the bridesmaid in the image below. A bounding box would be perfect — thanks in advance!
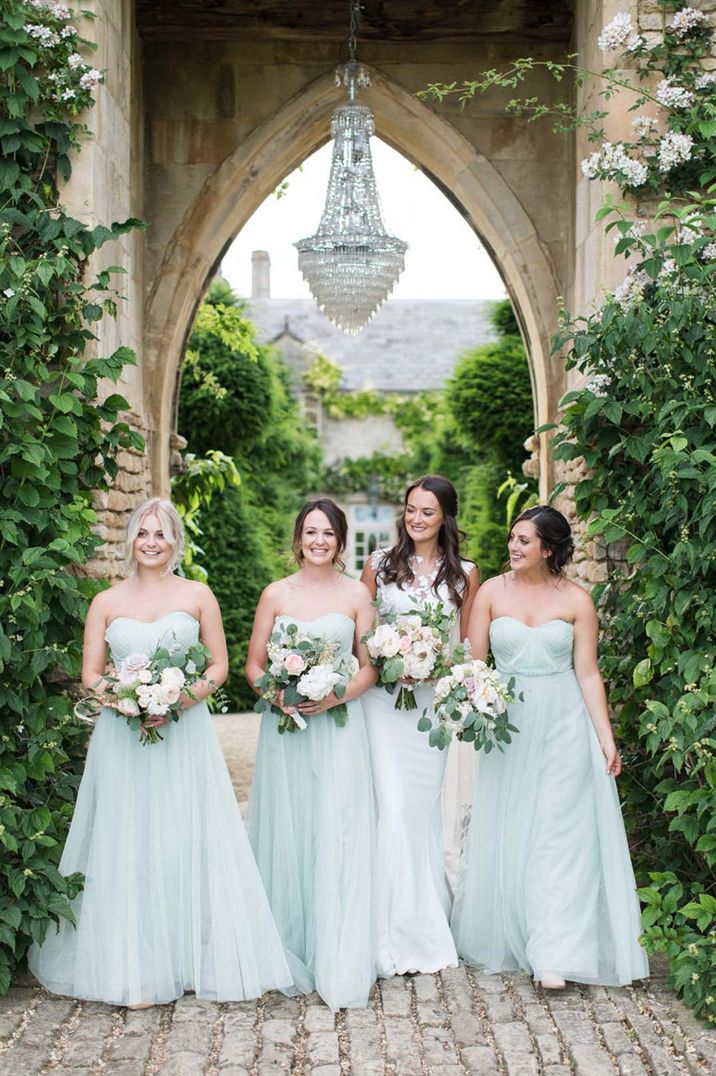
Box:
[360,475,479,977]
[451,505,649,988]
[246,498,377,1010]
[29,497,292,1006]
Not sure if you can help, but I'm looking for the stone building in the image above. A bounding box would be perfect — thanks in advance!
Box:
[65,0,651,582]
[246,252,497,573]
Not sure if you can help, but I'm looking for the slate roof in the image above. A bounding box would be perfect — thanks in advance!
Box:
[246,298,496,393]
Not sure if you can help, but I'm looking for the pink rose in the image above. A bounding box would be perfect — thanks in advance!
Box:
[117,653,151,686]
[163,686,180,705]
[284,653,307,676]
[399,635,412,653]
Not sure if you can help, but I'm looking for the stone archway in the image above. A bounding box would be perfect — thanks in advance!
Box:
[144,69,563,495]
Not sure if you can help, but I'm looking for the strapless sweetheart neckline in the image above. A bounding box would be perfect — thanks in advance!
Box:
[492,615,574,631]
[106,610,199,630]
[275,613,355,627]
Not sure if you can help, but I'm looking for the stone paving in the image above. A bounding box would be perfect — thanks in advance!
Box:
[1,958,714,1076]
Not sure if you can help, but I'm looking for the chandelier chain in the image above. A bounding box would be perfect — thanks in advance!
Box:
[294,0,407,334]
[347,0,361,63]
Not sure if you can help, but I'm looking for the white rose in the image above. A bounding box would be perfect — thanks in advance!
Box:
[146,687,171,716]
[136,685,154,707]
[367,624,401,659]
[403,654,434,681]
[297,664,341,701]
[434,677,451,700]
[116,697,140,717]
[161,666,186,689]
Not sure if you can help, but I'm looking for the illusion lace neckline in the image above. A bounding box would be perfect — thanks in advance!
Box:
[406,553,442,597]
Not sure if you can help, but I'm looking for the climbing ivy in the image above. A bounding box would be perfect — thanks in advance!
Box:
[553,197,716,1023]
[425,0,716,1021]
[0,0,143,991]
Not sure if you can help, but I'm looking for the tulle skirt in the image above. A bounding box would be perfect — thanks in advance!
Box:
[363,683,457,976]
[29,704,292,1006]
[249,699,375,1010]
[451,669,649,986]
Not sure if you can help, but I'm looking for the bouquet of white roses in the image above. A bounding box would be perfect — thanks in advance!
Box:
[254,622,358,733]
[363,602,453,710]
[418,643,518,753]
[75,636,216,745]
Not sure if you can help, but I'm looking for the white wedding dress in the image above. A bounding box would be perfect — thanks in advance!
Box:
[363,552,475,976]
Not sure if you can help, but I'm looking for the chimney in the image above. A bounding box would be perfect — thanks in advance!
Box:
[251,250,271,298]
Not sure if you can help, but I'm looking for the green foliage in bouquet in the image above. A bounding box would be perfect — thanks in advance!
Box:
[0,2,143,991]
[253,621,354,732]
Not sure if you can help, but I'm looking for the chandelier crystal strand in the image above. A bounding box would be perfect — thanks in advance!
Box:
[295,53,408,333]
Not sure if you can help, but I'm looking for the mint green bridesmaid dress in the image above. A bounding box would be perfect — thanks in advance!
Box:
[29,612,292,1005]
[249,613,376,1011]
[451,616,649,986]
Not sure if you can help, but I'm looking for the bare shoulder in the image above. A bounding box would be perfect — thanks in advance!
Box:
[261,577,290,605]
[479,574,506,599]
[344,576,373,605]
[563,579,596,617]
[179,577,219,612]
[90,579,126,614]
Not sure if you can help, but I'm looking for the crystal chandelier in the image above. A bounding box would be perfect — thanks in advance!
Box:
[294,3,407,335]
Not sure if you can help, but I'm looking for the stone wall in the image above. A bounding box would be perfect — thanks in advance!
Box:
[141,34,572,491]
[57,2,673,581]
[62,0,153,577]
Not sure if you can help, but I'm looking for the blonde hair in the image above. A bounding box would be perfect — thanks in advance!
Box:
[125,497,185,575]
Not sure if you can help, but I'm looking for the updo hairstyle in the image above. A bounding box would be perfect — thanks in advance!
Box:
[292,498,348,571]
[513,505,574,575]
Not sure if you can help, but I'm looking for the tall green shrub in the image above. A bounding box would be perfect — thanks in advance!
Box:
[177,292,322,707]
[0,1,143,991]
[553,201,716,1023]
[444,302,535,576]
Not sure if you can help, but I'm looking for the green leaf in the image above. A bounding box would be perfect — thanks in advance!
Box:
[633,659,653,688]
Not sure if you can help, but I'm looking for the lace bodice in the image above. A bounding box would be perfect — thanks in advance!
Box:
[371,550,471,613]
[489,616,575,677]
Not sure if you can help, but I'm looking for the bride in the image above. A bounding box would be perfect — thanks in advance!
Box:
[360,475,478,977]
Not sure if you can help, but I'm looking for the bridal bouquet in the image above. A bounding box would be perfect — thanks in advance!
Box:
[254,622,358,733]
[75,637,215,745]
[363,602,453,710]
[418,644,518,753]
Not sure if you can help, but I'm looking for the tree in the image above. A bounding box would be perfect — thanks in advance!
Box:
[177,292,322,707]
[443,300,536,576]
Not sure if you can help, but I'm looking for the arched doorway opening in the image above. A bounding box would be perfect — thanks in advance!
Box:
[144,69,563,495]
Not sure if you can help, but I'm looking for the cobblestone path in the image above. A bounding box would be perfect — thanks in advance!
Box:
[1,959,714,1076]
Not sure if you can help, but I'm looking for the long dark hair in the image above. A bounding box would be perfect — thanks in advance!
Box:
[377,475,471,608]
[292,498,348,571]
[511,505,574,575]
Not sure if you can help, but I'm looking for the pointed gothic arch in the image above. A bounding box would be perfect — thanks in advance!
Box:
[143,69,563,492]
